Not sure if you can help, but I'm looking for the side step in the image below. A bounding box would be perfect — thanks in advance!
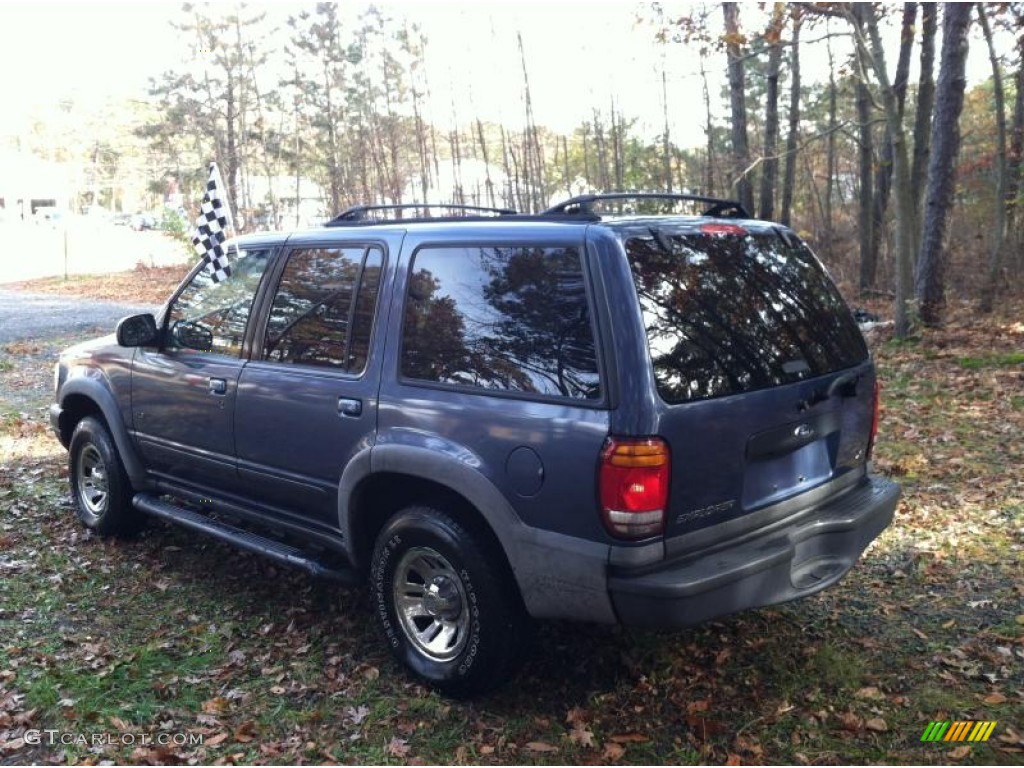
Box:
[132,493,360,585]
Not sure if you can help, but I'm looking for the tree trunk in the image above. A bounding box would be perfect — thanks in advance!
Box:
[915,3,972,328]
[978,4,1007,312]
[780,6,801,226]
[869,3,916,287]
[701,55,716,196]
[854,23,875,293]
[857,5,915,337]
[910,3,938,262]
[1008,32,1024,276]
[824,25,837,252]
[759,3,785,220]
[723,2,754,212]
[661,62,673,193]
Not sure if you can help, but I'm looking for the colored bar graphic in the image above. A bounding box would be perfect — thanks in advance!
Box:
[946,721,973,741]
[921,721,950,742]
[922,721,997,743]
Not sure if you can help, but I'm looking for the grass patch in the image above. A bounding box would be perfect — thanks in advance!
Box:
[1,302,1022,764]
[957,351,1024,369]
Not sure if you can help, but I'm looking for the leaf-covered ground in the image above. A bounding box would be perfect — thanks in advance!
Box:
[0,284,1021,765]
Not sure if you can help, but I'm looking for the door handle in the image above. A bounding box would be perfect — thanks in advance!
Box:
[337,397,362,417]
[208,377,228,395]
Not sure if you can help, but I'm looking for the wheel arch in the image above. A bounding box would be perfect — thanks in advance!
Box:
[339,445,523,588]
[58,379,146,486]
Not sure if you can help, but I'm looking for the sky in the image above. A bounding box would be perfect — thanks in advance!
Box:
[0,1,1011,152]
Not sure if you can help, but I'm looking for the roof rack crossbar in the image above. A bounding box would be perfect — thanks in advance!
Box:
[542,193,750,220]
[329,203,516,224]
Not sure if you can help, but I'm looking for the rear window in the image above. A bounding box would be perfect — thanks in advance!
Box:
[626,230,868,404]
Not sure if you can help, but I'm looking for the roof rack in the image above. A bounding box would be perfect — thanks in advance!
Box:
[327,203,516,226]
[542,193,750,220]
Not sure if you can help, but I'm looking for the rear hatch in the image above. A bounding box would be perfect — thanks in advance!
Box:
[625,223,875,540]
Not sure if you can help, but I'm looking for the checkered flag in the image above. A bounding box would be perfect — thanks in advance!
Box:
[191,163,233,283]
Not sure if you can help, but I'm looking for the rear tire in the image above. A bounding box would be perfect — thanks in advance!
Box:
[68,416,140,536]
[370,505,530,697]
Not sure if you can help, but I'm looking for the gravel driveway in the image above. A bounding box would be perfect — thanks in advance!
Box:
[0,289,159,344]
[0,290,160,416]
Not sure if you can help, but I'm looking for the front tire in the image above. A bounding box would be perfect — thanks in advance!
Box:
[370,506,529,697]
[68,416,139,536]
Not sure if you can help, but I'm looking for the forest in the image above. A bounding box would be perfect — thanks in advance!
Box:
[101,2,1018,340]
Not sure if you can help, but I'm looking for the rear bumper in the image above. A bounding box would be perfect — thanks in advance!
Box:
[608,475,900,627]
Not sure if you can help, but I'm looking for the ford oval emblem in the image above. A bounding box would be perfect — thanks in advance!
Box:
[794,424,814,439]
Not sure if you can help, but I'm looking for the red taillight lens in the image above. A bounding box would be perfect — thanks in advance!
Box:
[867,380,881,460]
[599,437,670,539]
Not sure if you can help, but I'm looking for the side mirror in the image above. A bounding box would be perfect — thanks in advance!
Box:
[171,320,214,352]
[115,313,158,347]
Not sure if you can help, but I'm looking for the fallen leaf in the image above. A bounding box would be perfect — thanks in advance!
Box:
[855,686,883,700]
[565,706,587,726]
[949,745,971,760]
[602,742,626,761]
[233,721,257,743]
[205,732,229,746]
[866,718,888,732]
[610,733,649,743]
[525,741,558,753]
[346,704,370,725]
[568,727,595,748]
[202,697,230,715]
[387,737,410,757]
[984,692,1007,705]
[725,754,743,765]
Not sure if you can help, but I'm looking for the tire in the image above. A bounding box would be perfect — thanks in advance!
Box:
[68,416,140,536]
[370,506,530,697]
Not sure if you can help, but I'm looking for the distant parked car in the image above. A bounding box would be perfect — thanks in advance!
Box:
[33,206,64,226]
[131,213,158,231]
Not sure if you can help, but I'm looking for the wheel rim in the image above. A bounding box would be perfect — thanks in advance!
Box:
[75,444,108,518]
[392,546,470,662]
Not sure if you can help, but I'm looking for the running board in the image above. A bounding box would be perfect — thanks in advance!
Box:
[132,493,360,584]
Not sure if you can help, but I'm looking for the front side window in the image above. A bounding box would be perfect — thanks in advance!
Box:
[262,246,383,372]
[166,247,273,356]
[401,245,601,400]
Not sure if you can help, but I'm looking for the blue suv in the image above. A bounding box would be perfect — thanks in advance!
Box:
[50,194,899,695]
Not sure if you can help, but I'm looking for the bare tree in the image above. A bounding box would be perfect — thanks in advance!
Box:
[780,5,802,226]
[723,2,754,212]
[849,3,915,337]
[910,3,938,260]
[915,3,972,327]
[978,4,1008,312]
[759,3,785,220]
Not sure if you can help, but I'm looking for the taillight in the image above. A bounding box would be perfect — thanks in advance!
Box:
[700,222,748,236]
[867,380,881,460]
[599,437,670,539]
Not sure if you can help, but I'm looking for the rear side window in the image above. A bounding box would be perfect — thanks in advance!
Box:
[401,245,601,400]
[627,231,868,403]
[262,246,383,372]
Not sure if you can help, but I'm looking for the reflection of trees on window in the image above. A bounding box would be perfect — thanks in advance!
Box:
[264,247,383,371]
[401,246,601,400]
[167,247,272,356]
[627,233,868,403]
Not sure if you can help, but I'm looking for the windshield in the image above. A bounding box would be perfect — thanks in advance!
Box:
[626,230,868,404]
